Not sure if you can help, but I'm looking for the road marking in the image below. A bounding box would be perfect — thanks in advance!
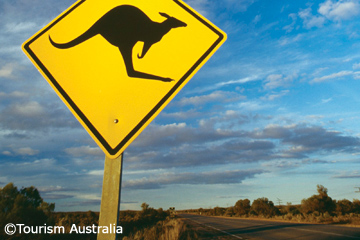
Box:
[287,227,360,239]
[186,218,244,239]
[183,215,360,239]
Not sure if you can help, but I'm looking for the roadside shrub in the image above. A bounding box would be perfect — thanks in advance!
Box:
[234,199,251,216]
[336,199,353,215]
[301,185,335,215]
[123,218,198,240]
[251,198,279,218]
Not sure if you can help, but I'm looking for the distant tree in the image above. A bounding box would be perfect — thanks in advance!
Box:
[198,208,203,215]
[234,199,251,216]
[0,183,18,216]
[0,183,55,239]
[301,185,335,215]
[336,199,353,215]
[211,207,225,216]
[224,207,235,217]
[20,186,43,208]
[251,198,279,217]
[284,202,300,215]
[120,203,169,237]
[353,199,360,214]
[138,202,162,222]
[141,202,150,213]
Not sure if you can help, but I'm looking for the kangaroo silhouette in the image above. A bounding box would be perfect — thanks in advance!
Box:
[49,5,187,82]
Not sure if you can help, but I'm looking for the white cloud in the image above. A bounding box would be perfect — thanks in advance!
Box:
[156,122,187,132]
[0,91,29,99]
[177,91,244,106]
[298,1,360,29]
[0,158,61,176]
[321,98,333,104]
[264,74,296,90]
[9,101,45,117]
[312,67,329,76]
[87,170,103,176]
[283,13,298,33]
[354,72,360,79]
[237,101,270,111]
[73,193,101,201]
[319,0,360,21]
[2,151,12,156]
[311,70,354,83]
[5,22,37,33]
[279,34,303,46]
[261,90,290,101]
[333,171,360,178]
[0,101,79,130]
[38,185,68,193]
[0,63,16,78]
[217,75,259,87]
[299,8,326,29]
[253,14,261,24]
[123,169,265,189]
[353,62,360,69]
[16,147,39,156]
[65,146,103,157]
[178,91,226,106]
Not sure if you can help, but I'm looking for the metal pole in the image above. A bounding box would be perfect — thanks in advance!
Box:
[97,153,123,240]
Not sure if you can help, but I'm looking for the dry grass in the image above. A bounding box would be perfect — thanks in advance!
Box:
[122,217,198,240]
[271,212,360,226]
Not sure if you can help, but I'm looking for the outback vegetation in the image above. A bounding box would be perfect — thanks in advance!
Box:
[185,185,360,226]
[2,183,359,240]
[0,183,194,240]
[0,183,55,240]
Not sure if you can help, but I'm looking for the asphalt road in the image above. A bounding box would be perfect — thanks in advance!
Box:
[179,213,360,240]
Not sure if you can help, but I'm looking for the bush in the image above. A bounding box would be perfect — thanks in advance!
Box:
[234,199,251,216]
[224,207,235,217]
[120,203,169,237]
[336,199,353,215]
[0,183,55,240]
[301,185,335,215]
[251,198,279,218]
[123,218,197,240]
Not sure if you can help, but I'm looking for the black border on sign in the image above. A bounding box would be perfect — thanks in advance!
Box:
[23,0,225,156]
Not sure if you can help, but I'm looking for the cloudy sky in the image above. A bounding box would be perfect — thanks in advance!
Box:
[2,0,360,212]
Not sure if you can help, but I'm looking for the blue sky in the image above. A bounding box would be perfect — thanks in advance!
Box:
[2,0,360,211]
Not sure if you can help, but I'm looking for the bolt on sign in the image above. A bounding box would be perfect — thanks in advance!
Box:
[22,0,226,159]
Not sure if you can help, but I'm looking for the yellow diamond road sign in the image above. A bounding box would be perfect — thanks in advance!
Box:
[22,0,226,159]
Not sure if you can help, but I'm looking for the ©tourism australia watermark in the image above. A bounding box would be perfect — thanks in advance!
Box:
[4,223,123,235]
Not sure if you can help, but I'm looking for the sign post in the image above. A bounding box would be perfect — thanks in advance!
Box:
[22,0,226,239]
[97,154,123,240]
